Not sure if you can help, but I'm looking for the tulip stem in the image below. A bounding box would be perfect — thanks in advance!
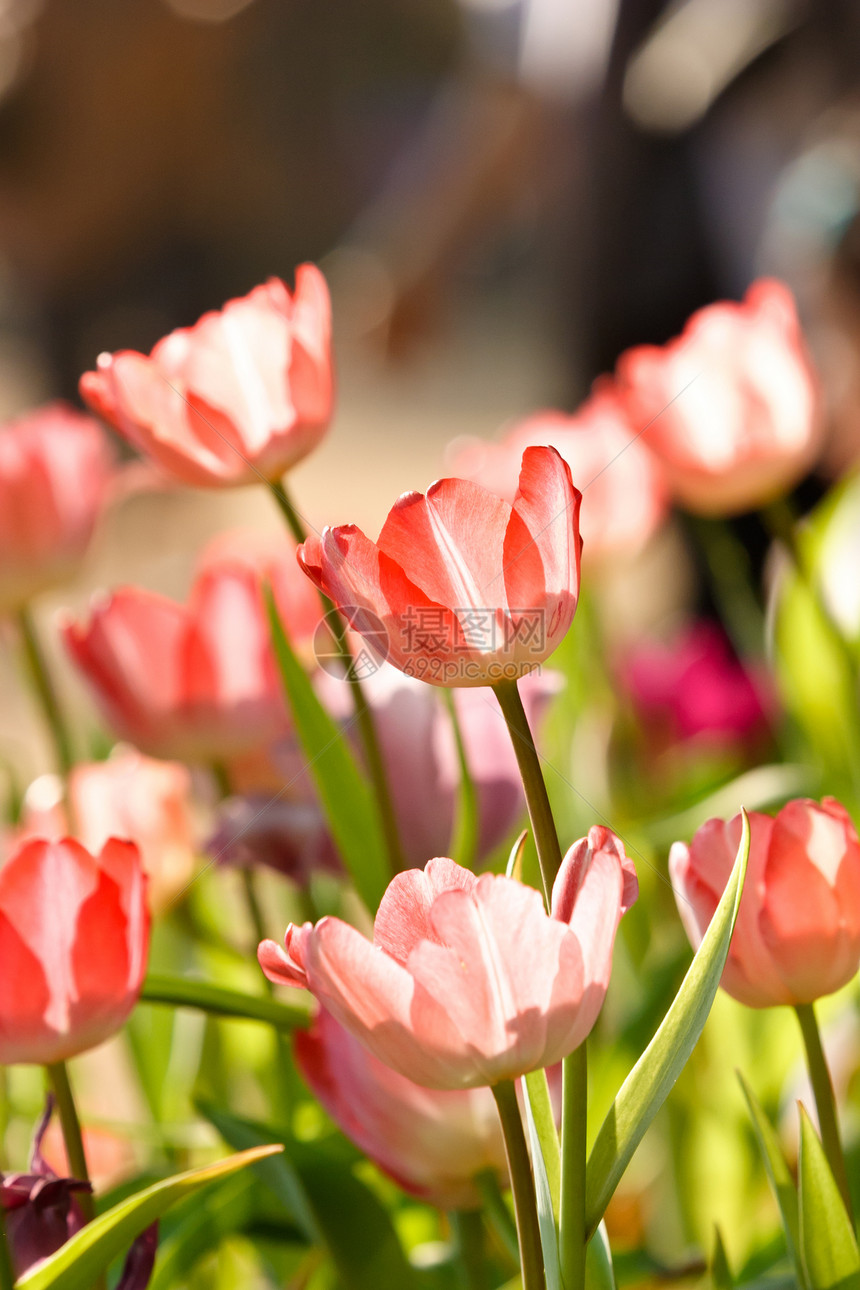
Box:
[17,607,74,776]
[443,690,479,868]
[450,1210,490,1290]
[559,1043,588,1290]
[45,1062,94,1223]
[493,679,562,904]
[492,1080,546,1290]
[269,478,407,876]
[795,1002,854,1221]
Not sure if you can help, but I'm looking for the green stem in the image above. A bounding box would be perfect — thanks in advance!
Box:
[0,1204,15,1290]
[475,1169,519,1263]
[493,679,562,904]
[795,1003,853,1221]
[450,1209,490,1290]
[491,1081,546,1290]
[269,478,407,876]
[559,1044,588,1290]
[17,607,73,776]
[45,1063,94,1222]
[443,690,479,868]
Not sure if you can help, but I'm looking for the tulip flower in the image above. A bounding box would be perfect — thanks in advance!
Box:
[297,446,582,687]
[79,267,332,488]
[295,1008,509,1208]
[450,380,667,560]
[63,559,292,762]
[621,621,773,749]
[18,750,196,916]
[670,798,860,1007]
[0,837,150,1065]
[0,403,115,613]
[259,830,636,1089]
[616,279,822,515]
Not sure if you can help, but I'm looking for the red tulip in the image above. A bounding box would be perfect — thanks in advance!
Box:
[0,837,150,1065]
[0,403,115,612]
[259,830,636,1089]
[671,799,860,1007]
[297,446,582,687]
[63,556,294,762]
[295,1009,508,1208]
[617,279,822,515]
[80,267,332,487]
[450,380,667,560]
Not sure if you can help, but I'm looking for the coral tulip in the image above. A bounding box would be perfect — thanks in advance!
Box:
[295,1008,508,1208]
[450,380,667,560]
[298,445,582,687]
[671,799,860,1007]
[80,267,332,487]
[0,403,115,613]
[64,560,292,762]
[259,830,636,1089]
[0,837,150,1065]
[617,279,822,515]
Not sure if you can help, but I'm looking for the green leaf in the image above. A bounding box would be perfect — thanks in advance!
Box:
[585,810,750,1236]
[17,1146,283,1290]
[711,1226,733,1290]
[522,1074,561,1290]
[265,587,388,910]
[738,1074,804,1284]
[585,1223,615,1290]
[198,1101,423,1290]
[798,1106,860,1290]
[523,1069,560,1217]
[506,830,528,882]
[140,973,311,1029]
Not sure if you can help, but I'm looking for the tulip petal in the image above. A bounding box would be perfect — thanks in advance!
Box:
[373,857,477,965]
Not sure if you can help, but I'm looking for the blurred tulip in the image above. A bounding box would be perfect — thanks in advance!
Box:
[0,403,115,613]
[617,279,822,515]
[18,751,197,916]
[671,799,860,1007]
[298,446,582,687]
[0,837,150,1065]
[208,794,339,883]
[64,561,291,762]
[80,267,332,487]
[260,830,636,1089]
[621,621,773,749]
[450,380,668,560]
[295,1008,508,1207]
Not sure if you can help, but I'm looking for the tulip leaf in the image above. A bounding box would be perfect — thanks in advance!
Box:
[506,830,528,882]
[738,1073,804,1284]
[198,1101,423,1290]
[584,810,750,1236]
[798,1106,860,1290]
[266,587,389,911]
[523,1069,561,1216]
[710,1227,733,1290]
[140,973,312,1029]
[585,1222,615,1290]
[16,1146,283,1290]
[523,1075,561,1290]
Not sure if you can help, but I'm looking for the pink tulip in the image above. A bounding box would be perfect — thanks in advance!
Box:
[297,446,582,687]
[617,279,822,515]
[295,1008,508,1207]
[259,830,636,1089]
[80,267,332,487]
[64,559,293,762]
[621,622,773,748]
[0,837,150,1065]
[0,403,115,612]
[671,799,860,1007]
[450,380,667,560]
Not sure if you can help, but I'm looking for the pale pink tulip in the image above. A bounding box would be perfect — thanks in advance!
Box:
[295,1009,508,1207]
[0,403,115,612]
[671,799,860,1007]
[451,380,667,560]
[80,268,332,487]
[617,279,822,515]
[260,831,636,1089]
